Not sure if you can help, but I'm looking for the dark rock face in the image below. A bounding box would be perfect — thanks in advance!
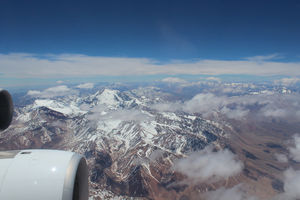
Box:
[242,149,259,160]
[90,165,105,183]
[271,179,284,192]
[265,143,284,149]
[264,149,270,153]
[185,136,206,152]
[159,172,188,192]
[179,195,190,200]
[202,130,217,142]
[266,163,282,171]
[95,151,113,168]
[106,176,127,196]
[243,168,258,181]
[39,106,68,120]
[88,150,112,183]
[224,144,236,153]
[128,165,149,197]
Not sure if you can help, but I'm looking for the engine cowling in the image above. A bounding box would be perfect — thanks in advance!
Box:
[0,149,89,200]
[0,90,13,131]
[0,90,89,199]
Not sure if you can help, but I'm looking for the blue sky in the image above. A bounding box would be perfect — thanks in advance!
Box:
[1,0,300,87]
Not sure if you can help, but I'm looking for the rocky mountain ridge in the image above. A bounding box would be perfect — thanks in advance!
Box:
[0,88,226,199]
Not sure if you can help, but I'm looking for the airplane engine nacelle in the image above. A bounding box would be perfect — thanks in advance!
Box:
[0,91,89,199]
[0,150,89,200]
[0,90,13,131]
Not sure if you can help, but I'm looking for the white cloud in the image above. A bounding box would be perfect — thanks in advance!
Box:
[262,108,288,118]
[271,135,300,200]
[79,103,93,112]
[87,107,152,123]
[27,85,78,98]
[204,184,258,200]
[1,53,300,79]
[151,102,182,112]
[270,135,300,199]
[274,77,300,86]
[183,93,226,114]
[245,53,282,63]
[161,77,187,83]
[56,80,64,84]
[288,134,300,162]
[274,168,300,200]
[174,146,243,183]
[274,153,288,163]
[282,168,300,199]
[76,83,94,89]
[206,77,221,82]
[221,87,242,94]
[220,106,249,119]
[107,109,152,122]
[27,90,41,96]
[181,93,253,119]
[149,149,164,162]
[152,93,300,121]
[50,121,66,127]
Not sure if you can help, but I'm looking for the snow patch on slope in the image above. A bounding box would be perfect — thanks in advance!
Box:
[33,99,86,116]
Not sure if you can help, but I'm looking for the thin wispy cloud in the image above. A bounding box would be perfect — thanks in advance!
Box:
[161,77,187,83]
[27,85,78,98]
[56,80,64,84]
[76,83,94,89]
[87,109,152,122]
[1,53,300,80]
[274,77,300,86]
[206,77,221,82]
[245,53,283,63]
